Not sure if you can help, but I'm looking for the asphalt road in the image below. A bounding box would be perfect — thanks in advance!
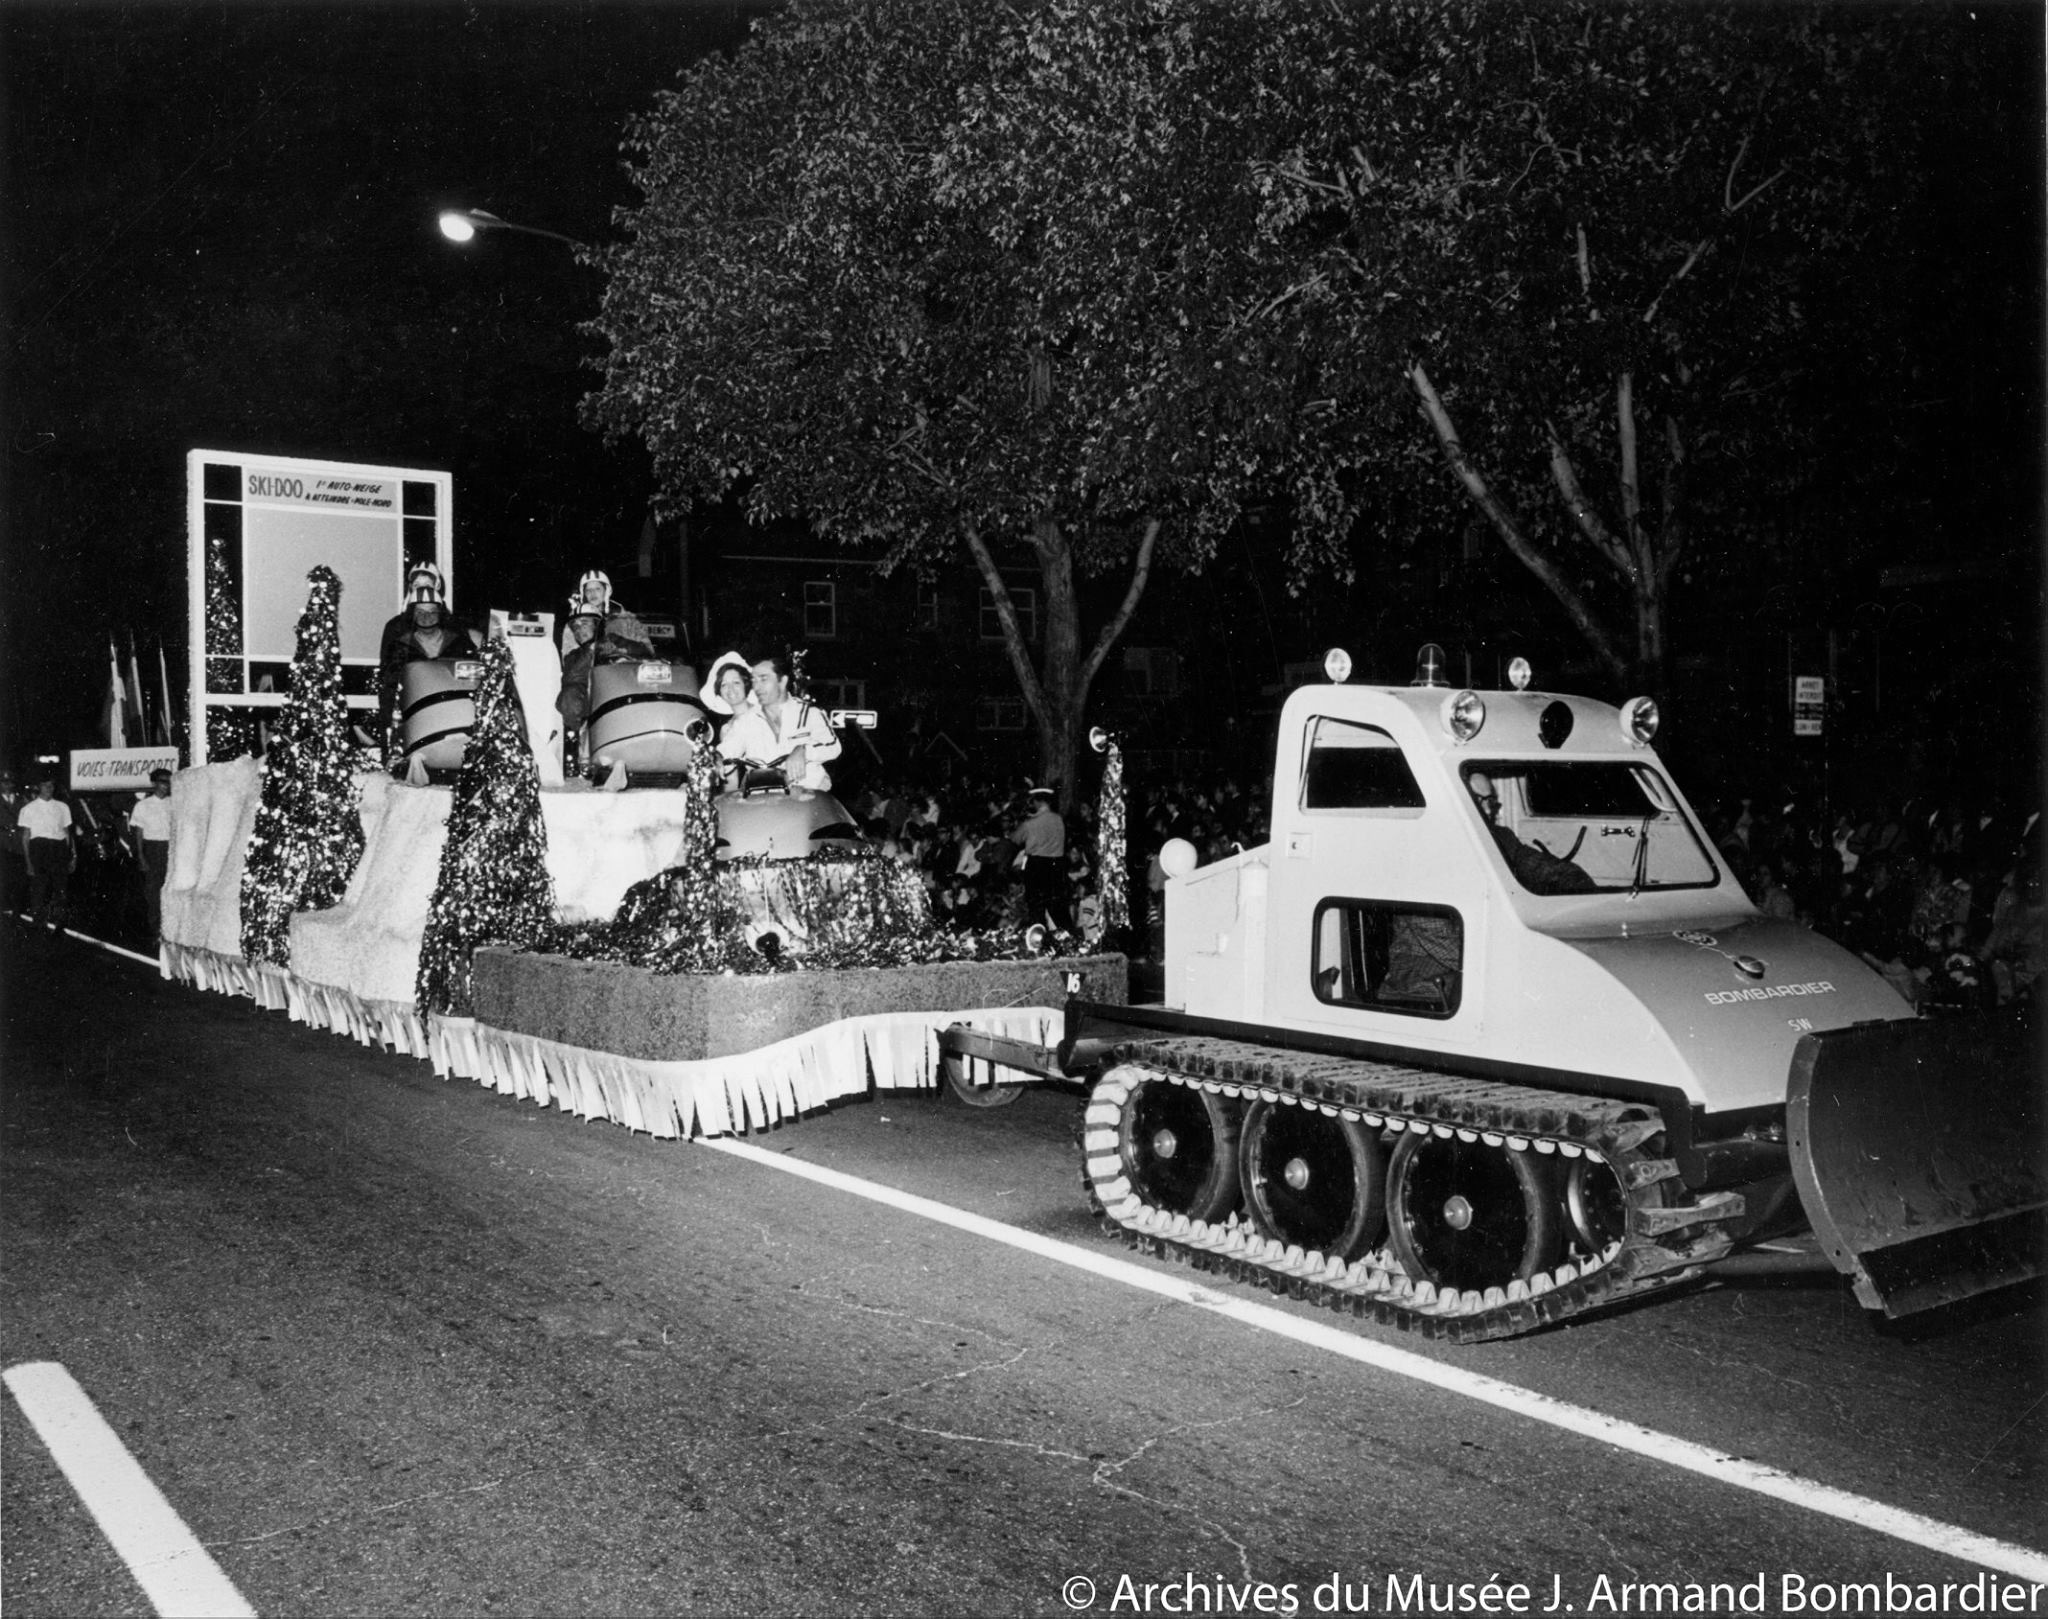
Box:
[3,923,2043,1617]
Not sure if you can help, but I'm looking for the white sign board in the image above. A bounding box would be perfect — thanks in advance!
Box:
[1793,674,1825,737]
[188,450,454,764]
[70,747,180,793]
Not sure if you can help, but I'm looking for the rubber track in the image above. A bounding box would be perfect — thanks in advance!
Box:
[1085,1036,1746,1343]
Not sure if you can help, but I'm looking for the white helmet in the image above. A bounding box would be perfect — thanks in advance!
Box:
[407,561,446,605]
[573,570,613,614]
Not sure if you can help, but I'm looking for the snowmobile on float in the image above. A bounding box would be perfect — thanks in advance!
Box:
[941,648,2043,1341]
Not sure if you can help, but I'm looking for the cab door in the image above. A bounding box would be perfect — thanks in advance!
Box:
[1265,711,1490,1052]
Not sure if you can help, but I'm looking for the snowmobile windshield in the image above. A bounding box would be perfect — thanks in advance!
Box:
[1463,761,1721,894]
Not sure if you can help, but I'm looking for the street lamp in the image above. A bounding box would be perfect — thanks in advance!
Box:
[436,208,587,252]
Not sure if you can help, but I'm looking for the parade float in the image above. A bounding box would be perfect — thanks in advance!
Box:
[160,564,1124,1141]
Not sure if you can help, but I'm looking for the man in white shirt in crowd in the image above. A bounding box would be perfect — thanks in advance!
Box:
[1014,785,1071,931]
[129,768,174,939]
[17,776,75,932]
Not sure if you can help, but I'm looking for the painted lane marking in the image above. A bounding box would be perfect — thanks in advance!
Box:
[702,1136,2048,1585]
[3,1361,256,1619]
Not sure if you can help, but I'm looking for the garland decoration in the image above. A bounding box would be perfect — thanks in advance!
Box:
[239,566,364,965]
[1092,734,1128,946]
[204,526,242,694]
[416,635,557,1016]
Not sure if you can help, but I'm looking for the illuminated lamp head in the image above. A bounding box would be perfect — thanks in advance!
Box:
[1412,643,1447,687]
[1323,647,1353,684]
[1439,688,1486,743]
[1619,696,1660,746]
[1507,657,1532,691]
[1158,838,1199,879]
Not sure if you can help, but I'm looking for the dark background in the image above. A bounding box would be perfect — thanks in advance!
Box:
[2,1,2042,805]
[2,1,766,761]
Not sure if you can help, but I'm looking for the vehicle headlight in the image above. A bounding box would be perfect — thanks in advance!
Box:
[1619,697,1659,746]
[1440,689,1486,743]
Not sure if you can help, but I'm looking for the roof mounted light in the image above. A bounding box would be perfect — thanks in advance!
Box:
[1620,696,1660,746]
[1323,647,1352,684]
[1508,657,1532,691]
[1412,643,1447,688]
[1440,689,1486,743]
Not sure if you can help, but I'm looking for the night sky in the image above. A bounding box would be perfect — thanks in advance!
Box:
[2,1,765,759]
[1,1,2042,773]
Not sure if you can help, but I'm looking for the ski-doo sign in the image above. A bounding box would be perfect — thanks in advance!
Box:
[187,450,454,764]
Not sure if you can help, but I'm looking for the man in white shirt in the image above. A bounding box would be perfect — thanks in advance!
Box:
[129,768,174,937]
[17,777,75,931]
[1014,785,1071,931]
[716,651,841,791]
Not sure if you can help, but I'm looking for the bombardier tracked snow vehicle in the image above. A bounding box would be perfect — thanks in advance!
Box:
[945,651,2043,1340]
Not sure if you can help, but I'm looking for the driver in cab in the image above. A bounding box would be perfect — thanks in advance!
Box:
[1467,770,1596,895]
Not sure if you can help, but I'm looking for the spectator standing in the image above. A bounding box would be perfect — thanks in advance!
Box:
[129,768,174,938]
[18,777,75,931]
[0,770,25,913]
[1014,784,1071,931]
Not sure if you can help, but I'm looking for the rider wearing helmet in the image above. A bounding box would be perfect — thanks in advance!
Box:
[377,562,478,757]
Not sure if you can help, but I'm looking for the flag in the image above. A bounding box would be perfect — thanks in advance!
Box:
[106,637,127,748]
[157,643,179,757]
[126,634,150,744]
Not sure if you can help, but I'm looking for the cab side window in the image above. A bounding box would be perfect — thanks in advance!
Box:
[1300,718,1425,810]
[1313,899,1463,1018]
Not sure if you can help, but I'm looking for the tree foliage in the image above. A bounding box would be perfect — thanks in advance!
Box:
[1232,1,1945,689]
[586,0,1371,791]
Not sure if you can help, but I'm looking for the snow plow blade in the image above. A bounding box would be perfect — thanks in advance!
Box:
[1788,1012,2044,1319]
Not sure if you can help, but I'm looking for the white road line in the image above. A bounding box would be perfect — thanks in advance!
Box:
[3,1361,256,1619]
[703,1136,2048,1586]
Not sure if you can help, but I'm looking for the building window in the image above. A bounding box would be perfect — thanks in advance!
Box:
[804,580,837,640]
[979,586,1036,643]
[814,677,867,711]
[974,697,1027,732]
[1121,646,1180,697]
[915,581,942,630]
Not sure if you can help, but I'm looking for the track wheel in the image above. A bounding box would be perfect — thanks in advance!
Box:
[1239,1101,1385,1261]
[1110,1070,1240,1223]
[1386,1132,1560,1292]
[940,1049,1025,1109]
[1564,1154,1629,1254]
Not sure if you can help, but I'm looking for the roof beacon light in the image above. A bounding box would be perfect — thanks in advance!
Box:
[1323,647,1353,684]
[1508,657,1532,691]
[1620,696,1660,746]
[1412,643,1448,687]
[1440,689,1486,743]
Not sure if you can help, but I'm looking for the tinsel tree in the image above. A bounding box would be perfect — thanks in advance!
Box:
[416,635,557,1017]
[239,566,365,965]
[204,528,242,693]
[590,745,751,974]
[1091,735,1128,946]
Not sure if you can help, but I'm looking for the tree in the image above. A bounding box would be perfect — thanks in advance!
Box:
[416,636,556,1017]
[239,566,363,966]
[585,1,1368,796]
[1232,1,1943,692]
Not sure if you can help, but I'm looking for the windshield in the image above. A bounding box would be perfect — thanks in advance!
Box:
[1461,761,1719,894]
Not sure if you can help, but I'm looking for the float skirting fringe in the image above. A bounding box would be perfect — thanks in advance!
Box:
[159,941,1054,1139]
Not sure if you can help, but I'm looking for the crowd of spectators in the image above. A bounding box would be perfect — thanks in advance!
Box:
[1691,784,2042,1012]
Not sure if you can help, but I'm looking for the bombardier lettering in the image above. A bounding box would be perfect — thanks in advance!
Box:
[1704,981,1835,1006]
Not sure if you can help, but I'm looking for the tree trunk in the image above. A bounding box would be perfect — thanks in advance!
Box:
[960,516,1160,814]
